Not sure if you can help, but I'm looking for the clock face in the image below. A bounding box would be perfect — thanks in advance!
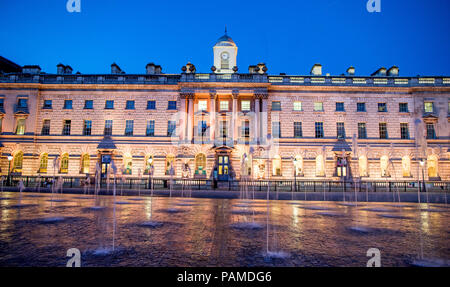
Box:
[221,52,229,60]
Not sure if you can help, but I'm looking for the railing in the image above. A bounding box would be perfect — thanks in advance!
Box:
[1,73,449,87]
[1,175,448,193]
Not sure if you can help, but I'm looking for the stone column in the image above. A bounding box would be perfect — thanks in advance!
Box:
[209,90,216,143]
[232,90,239,144]
[261,96,268,144]
[187,95,194,143]
[254,96,260,143]
[179,96,186,141]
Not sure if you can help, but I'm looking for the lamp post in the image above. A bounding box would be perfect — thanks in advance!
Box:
[7,155,13,186]
[293,157,297,193]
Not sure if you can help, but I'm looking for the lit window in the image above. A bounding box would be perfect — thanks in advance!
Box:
[15,119,26,135]
[314,102,323,111]
[60,153,69,174]
[241,100,251,111]
[13,151,23,173]
[424,102,434,113]
[198,100,208,112]
[293,101,302,111]
[39,153,48,173]
[81,154,90,174]
[378,103,387,112]
[272,155,282,176]
[220,100,229,111]
[195,153,207,176]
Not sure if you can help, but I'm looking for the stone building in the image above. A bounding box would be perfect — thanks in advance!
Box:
[0,31,449,183]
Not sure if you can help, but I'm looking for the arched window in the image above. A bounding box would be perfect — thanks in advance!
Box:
[380,156,390,177]
[123,153,132,175]
[272,155,282,176]
[242,154,252,177]
[80,154,90,174]
[13,151,23,173]
[427,155,438,178]
[195,153,207,176]
[144,154,154,175]
[60,153,69,174]
[165,154,175,175]
[294,155,303,176]
[256,159,266,179]
[402,156,411,177]
[39,153,48,173]
[358,156,368,177]
[315,154,325,177]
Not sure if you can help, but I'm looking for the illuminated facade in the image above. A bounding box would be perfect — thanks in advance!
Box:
[0,32,449,182]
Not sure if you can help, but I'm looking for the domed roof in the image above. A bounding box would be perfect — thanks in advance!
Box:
[214,27,236,47]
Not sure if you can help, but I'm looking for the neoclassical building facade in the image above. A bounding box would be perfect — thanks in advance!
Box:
[0,33,449,182]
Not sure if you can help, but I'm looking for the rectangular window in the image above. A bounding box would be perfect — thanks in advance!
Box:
[314,102,323,112]
[357,102,366,112]
[241,100,251,112]
[198,120,208,137]
[84,100,93,109]
[337,122,346,139]
[294,122,302,138]
[198,100,208,112]
[62,120,71,136]
[125,120,134,136]
[63,100,73,109]
[315,122,324,138]
[167,120,176,136]
[15,119,26,135]
[358,123,367,139]
[336,102,345,112]
[241,120,250,139]
[105,100,114,109]
[219,100,229,111]
[378,103,387,112]
[83,120,92,136]
[125,100,135,110]
[41,120,50,135]
[146,120,155,136]
[424,102,434,113]
[220,121,228,138]
[399,103,409,113]
[400,123,409,139]
[293,101,302,111]
[17,98,28,108]
[147,100,156,110]
[43,100,52,109]
[271,101,281,111]
[272,121,281,138]
[379,123,388,139]
[104,120,113,136]
[426,123,436,139]
[168,101,177,110]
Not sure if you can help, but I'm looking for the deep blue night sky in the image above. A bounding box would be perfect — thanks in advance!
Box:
[1,0,449,76]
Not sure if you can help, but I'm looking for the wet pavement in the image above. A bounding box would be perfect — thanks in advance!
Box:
[0,192,449,267]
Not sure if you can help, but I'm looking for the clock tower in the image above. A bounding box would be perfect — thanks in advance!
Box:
[213,28,237,74]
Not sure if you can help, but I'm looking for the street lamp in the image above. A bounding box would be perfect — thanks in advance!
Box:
[419,159,426,193]
[293,157,297,193]
[7,155,13,186]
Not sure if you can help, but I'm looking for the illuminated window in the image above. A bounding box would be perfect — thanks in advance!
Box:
[402,156,411,177]
[242,154,252,176]
[80,154,90,174]
[424,102,434,113]
[15,119,26,135]
[427,155,438,178]
[165,154,175,175]
[123,154,132,175]
[314,102,323,112]
[198,100,207,112]
[241,100,251,112]
[60,153,69,174]
[13,151,23,173]
[380,156,390,177]
[144,154,154,175]
[195,153,207,176]
[359,156,368,177]
[293,101,302,111]
[272,155,282,176]
[219,100,229,111]
[39,153,48,173]
[315,155,325,177]
[294,155,303,176]
[378,103,387,112]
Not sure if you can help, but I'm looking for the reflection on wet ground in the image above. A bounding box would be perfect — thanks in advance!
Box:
[0,192,449,267]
